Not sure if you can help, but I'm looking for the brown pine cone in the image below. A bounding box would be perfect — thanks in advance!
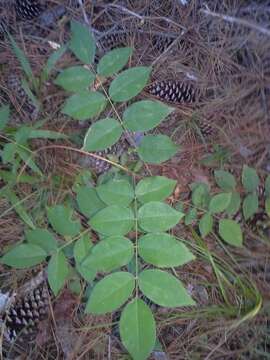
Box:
[15,0,43,21]
[147,80,197,104]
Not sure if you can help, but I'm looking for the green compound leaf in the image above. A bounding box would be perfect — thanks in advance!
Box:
[191,183,210,209]
[69,20,96,64]
[42,44,67,81]
[54,66,95,92]
[219,219,243,247]
[97,47,133,77]
[74,234,95,282]
[0,244,47,269]
[138,135,178,164]
[76,186,105,218]
[89,205,134,236]
[138,269,195,307]
[265,197,270,217]
[2,187,35,229]
[83,117,123,151]
[243,193,259,220]
[226,191,241,216]
[199,212,213,237]
[109,66,151,102]
[120,298,156,360]
[62,91,106,121]
[138,201,184,232]
[209,192,232,213]
[73,234,93,263]
[0,104,10,130]
[96,179,134,206]
[138,233,195,267]
[214,170,236,191]
[25,228,58,254]
[7,32,34,81]
[242,165,259,193]
[47,205,81,237]
[83,236,134,272]
[135,176,176,204]
[48,251,69,296]
[265,175,270,198]
[184,207,197,225]
[85,271,135,314]
[123,100,174,132]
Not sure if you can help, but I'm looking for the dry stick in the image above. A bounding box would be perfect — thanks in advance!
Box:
[103,3,186,29]
[200,5,270,37]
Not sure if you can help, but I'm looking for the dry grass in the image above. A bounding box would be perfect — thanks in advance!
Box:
[1,0,270,359]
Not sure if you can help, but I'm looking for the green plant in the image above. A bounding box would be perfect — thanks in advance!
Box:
[1,20,268,360]
[185,166,270,247]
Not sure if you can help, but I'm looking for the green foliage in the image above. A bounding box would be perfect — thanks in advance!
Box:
[69,20,96,64]
[120,299,156,360]
[85,272,135,314]
[25,228,58,254]
[214,170,236,191]
[138,135,178,164]
[109,66,151,102]
[96,179,134,206]
[138,269,195,307]
[242,165,259,193]
[123,100,174,132]
[7,32,35,85]
[97,47,133,77]
[137,201,184,232]
[0,105,10,130]
[219,219,243,247]
[3,23,268,360]
[83,236,134,272]
[89,205,135,235]
[138,233,194,267]
[243,193,259,220]
[209,192,232,213]
[188,166,269,247]
[135,176,176,203]
[54,66,95,92]
[48,251,69,296]
[47,205,81,237]
[76,186,105,217]
[62,91,107,120]
[199,212,213,237]
[83,118,123,151]
[0,244,47,269]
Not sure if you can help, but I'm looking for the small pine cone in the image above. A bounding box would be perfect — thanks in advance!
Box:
[147,80,197,104]
[15,0,43,21]
[246,209,269,234]
[77,137,128,175]
[198,119,214,137]
[0,17,9,38]
[7,74,35,115]
[99,32,128,51]
[3,283,49,342]
[152,34,174,52]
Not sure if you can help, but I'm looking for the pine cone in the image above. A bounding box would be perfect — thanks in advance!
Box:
[0,17,8,38]
[77,137,129,175]
[7,74,35,115]
[198,119,214,137]
[152,34,174,52]
[147,80,197,104]
[15,0,43,21]
[99,32,128,51]
[3,283,49,342]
